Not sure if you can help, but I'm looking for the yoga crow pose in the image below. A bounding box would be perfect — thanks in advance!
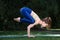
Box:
[13,7,52,37]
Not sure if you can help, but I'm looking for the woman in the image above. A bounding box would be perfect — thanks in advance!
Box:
[13,7,51,37]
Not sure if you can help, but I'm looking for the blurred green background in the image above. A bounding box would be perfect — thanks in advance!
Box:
[0,0,60,31]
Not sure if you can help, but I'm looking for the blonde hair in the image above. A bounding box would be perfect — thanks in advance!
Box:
[42,17,52,30]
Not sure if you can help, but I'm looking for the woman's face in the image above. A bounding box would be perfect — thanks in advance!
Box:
[41,21,48,28]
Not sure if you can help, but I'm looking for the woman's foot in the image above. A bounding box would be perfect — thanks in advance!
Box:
[13,17,20,22]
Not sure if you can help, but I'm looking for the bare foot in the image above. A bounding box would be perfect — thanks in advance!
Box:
[13,17,20,22]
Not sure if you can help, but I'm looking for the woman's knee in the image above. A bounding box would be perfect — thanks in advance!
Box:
[20,7,32,14]
[20,7,26,14]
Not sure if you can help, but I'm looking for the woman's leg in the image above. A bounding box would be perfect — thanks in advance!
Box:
[20,7,35,24]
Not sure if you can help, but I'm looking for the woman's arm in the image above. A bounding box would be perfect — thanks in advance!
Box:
[27,21,39,37]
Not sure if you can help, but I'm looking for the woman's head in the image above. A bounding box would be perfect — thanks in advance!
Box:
[41,17,52,30]
[42,17,52,24]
